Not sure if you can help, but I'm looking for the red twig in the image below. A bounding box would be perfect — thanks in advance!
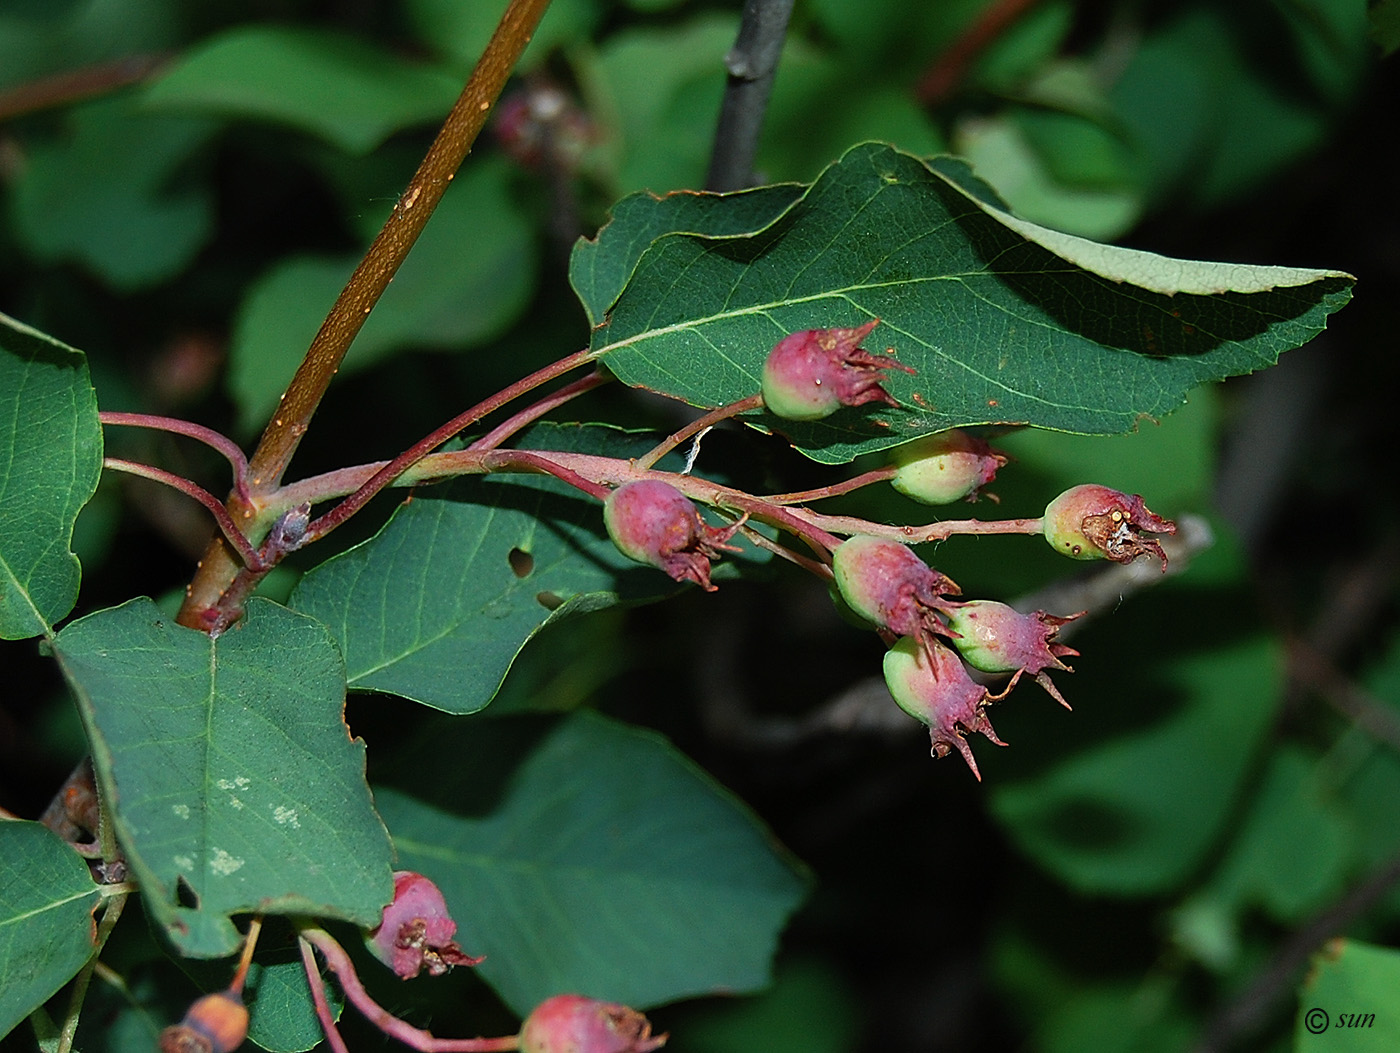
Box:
[915,0,1046,107]
[761,466,898,504]
[299,927,520,1052]
[103,458,263,569]
[299,937,352,1053]
[99,411,250,499]
[636,394,765,469]
[304,349,598,541]
[0,53,170,122]
[469,369,612,451]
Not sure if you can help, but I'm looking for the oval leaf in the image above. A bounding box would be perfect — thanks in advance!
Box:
[144,26,461,154]
[53,598,394,957]
[587,142,1352,464]
[375,711,808,1014]
[0,313,101,640]
[0,821,102,1041]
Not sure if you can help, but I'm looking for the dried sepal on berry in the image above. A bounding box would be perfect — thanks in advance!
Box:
[366,871,482,980]
[945,600,1081,709]
[882,635,1008,780]
[604,480,741,592]
[520,994,667,1053]
[760,319,914,421]
[158,990,249,1053]
[832,535,960,642]
[889,429,1008,505]
[1043,484,1176,570]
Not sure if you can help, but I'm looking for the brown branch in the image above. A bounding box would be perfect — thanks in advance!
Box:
[915,0,1045,107]
[176,0,554,631]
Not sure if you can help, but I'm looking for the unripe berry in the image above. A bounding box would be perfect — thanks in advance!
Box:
[366,871,481,979]
[945,600,1081,709]
[158,990,248,1053]
[760,319,914,420]
[604,480,740,592]
[831,535,960,640]
[1042,484,1176,569]
[883,635,1005,780]
[519,994,667,1053]
[889,429,1007,504]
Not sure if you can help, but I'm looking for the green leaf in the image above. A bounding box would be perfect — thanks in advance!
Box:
[1297,940,1400,1050]
[228,156,536,432]
[990,609,1282,895]
[405,0,602,71]
[53,598,394,958]
[585,15,737,194]
[0,821,102,1042]
[1373,0,1400,53]
[290,424,755,713]
[375,711,808,1014]
[143,26,461,154]
[244,955,342,1053]
[8,97,215,289]
[572,183,804,328]
[588,143,1352,465]
[0,313,101,640]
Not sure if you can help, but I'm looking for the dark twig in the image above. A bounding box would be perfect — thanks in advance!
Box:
[705,0,796,191]
[1192,853,1400,1053]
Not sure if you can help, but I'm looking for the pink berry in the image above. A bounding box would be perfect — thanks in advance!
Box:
[945,600,1081,709]
[604,480,740,592]
[760,319,914,420]
[1042,484,1176,569]
[831,535,960,640]
[365,871,482,979]
[882,635,1006,781]
[519,994,667,1053]
[889,429,1007,504]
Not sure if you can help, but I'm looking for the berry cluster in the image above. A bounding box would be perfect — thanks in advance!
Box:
[603,321,1178,779]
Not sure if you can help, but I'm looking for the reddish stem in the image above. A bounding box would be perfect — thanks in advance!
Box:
[915,0,1045,106]
[299,927,520,1052]
[299,937,352,1053]
[100,411,250,499]
[229,916,263,996]
[103,458,263,569]
[804,511,1046,543]
[304,349,596,541]
[470,370,612,451]
[0,53,169,121]
[762,466,897,504]
[636,393,765,469]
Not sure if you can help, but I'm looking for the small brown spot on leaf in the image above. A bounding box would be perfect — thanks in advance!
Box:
[536,591,564,610]
[509,548,534,578]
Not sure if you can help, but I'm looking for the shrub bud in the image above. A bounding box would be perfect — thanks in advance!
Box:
[158,990,248,1053]
[831,535,960,641]
[1042,484,1176,570]
[604,480,740,592]
[945,600,1081,709]
[519,994,667,1053]
[366,871,482,979]
[760,320,913,420]
[883,635,1006,780]
[889,429,1007,504]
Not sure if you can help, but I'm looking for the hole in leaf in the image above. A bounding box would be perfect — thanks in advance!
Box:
[536,591,564,611]
[508,547,534,578]
[175,875,200,910]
